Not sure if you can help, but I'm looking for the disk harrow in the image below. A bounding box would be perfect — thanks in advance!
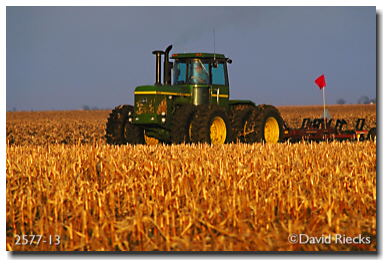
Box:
[283,117,376,142]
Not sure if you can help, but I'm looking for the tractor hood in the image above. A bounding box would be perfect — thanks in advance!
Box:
[133,85,192,119]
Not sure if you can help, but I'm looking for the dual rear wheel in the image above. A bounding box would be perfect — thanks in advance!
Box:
[231,104,284,143]
[170,104,231,144]
[170,104,284,144]
[190,105,232,144]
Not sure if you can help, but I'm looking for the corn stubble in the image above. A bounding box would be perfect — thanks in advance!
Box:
[6,105,376,251]
[7,142,376,251]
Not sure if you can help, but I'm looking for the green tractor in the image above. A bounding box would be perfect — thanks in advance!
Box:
[106,45,284,145]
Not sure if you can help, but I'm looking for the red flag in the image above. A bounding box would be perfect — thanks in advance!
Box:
[315,74,326,89]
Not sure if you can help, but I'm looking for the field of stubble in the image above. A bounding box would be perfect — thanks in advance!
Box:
[6,105,377,251]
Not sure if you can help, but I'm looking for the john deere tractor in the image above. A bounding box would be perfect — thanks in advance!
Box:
[106,45,284,145]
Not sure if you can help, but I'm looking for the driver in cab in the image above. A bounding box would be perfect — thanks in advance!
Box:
[190,61,209,84]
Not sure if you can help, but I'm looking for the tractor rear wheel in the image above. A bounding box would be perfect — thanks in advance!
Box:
[191,105,232,144]
[171,104,196,144]
[231,106,256,143]
[246,105,284,143]
[106,105,145,145]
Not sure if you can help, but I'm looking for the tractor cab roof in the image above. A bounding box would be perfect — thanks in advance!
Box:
[171,53,226,60]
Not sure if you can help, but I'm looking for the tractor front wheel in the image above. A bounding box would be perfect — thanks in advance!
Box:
[191,105,232,144]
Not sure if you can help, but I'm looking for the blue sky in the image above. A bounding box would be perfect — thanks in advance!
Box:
[6,6,376,110]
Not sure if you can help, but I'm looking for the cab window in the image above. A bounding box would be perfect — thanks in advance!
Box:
[211,63,226,85]
[173,61,187,85]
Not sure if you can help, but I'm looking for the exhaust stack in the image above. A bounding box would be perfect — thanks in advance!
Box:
[163,45,173,85]
[152,50,164,85]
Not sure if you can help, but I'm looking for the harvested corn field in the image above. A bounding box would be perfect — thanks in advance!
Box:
[6,110,108,146]
[6,105,376,146]
[6,105,377,251]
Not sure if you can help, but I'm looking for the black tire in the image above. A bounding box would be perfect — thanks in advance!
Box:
[246,105,284,143]
[231,106,256,143]
[368,127,376,141]
[170,104,196,144]
[191,105,232,144]
[105,105,144,145]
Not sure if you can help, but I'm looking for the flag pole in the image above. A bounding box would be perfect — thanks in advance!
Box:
[322,86,326,129]
[315,74,327,129]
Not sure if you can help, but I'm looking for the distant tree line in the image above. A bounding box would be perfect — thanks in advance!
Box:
[357,96,376,104]
[336,96,376,105]
[8,106,109,112]
[82,105,105,110]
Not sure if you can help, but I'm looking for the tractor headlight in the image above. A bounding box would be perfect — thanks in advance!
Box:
[161,112,166,116]
[162,117,166,123]
[129,117,132,122]
[151,117,155,121]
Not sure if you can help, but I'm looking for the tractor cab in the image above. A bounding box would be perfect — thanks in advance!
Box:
[171,53,231,86]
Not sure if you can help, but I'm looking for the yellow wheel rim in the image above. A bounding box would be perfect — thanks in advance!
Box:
[144,132,159,145]
[210,116,227,144]
[264,117,280,143]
